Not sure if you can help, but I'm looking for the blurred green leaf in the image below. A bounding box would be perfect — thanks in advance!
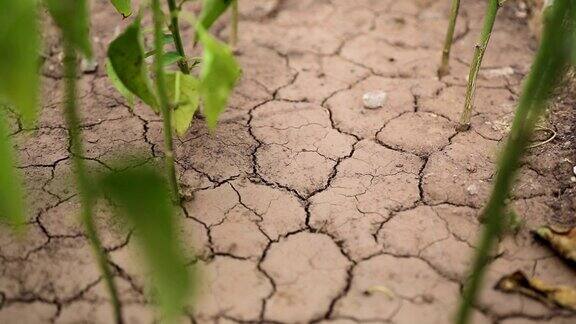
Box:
[166,72,200,136]
[98,166,191,322]
[110,0,132,18]
[162,51,184,67]
[108,19,159,112]
[198,0,233,30]
[196,25,240,129]
[0,0,39,128]
[0,111,26,228]
[45,0,92,58]
[105,59,135,109]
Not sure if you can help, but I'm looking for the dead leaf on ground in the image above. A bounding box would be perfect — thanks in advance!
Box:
[495,271,576,312]
[533,226,576,264]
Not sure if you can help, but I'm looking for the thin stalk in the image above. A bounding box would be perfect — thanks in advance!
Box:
[153,0,180,203]
[229,0,238,47]
[458,0,501,131]
[455,1,575,323]
[167,0,190,74]
[62,43,123,324]
[438,0,461,78]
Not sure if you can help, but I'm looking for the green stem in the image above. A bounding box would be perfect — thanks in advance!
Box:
[458,0,501,131]
[167,0,190,74]
[438,0,461,78]
[63,43,123,324]
[455,2,575,323]
[230,0,238,47]
[153,0,180,203]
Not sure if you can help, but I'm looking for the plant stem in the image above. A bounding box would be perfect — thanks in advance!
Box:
[455,2,575,323]
[153,0,180,203]
[167,0,190,74]
[229,0,239,47]
[63,43,123,324]
[438,0,461,78]
[458,0,501,131]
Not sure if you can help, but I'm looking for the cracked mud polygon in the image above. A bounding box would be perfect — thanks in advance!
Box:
[1,0,576,323]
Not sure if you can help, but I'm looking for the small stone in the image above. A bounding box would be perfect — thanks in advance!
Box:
[466,184,478,196]
[81,58,98,73]
[572,165,576,176]
[362,91,387,109]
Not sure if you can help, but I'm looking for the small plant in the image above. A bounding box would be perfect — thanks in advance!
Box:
[1,0,195,322]
[438,0,461,78]
[455,1,576,323]
[458,0,506,131]
[107,0,241,202]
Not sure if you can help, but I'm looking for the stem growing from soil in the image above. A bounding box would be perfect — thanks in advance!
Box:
[455,2,575,323]
[438,0,461,78]
[230,0,238,48]
[458,0,501,131]
[63,43,123,324]
[167,0,190,74]
[153,0,180,203]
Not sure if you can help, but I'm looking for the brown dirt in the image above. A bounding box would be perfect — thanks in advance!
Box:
[1,0,576,323]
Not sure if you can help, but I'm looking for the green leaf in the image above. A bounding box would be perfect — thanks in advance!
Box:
[107,19,159,112]
[98,166,191,321]
[196,25,241,129]
[198,0,233,30]
[0,111,26,228]
[110,0,132,17]
[166,72,200,136]
[45,0,92,57]
[0,0,39,128]
[105,59,135,109]
[162,51,184,67]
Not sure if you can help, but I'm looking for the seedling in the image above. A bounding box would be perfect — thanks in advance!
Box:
[455,2,576,323]
[107,0,241,202]
[438,0,461,78]
[458,0,506,131]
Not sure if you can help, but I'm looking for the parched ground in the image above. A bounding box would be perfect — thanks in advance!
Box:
[1,0,576,323]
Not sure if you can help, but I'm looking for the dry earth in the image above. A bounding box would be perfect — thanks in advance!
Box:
[1,0,576,323]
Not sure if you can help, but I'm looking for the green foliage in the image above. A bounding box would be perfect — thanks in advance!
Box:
[196,25,241,129]
[108,19,159,111]
[110,0,132,17]
[98,166,192,321]
[166,72,200,136]
[162,51,184,67]
[105,59,135,109]
[45,0,92,58]
[0,0,39,128]
[198,0,233,30]
[456,1,576,323]
[0,111,25,228]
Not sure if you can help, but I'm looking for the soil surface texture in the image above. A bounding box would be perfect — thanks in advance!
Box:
[1,0,576,323]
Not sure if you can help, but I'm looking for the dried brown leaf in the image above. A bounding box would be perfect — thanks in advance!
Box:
[495,271,576,311]
[534,226,576,264]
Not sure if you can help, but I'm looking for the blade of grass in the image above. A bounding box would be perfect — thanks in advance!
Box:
[62,42,123,324]
[0,0,40,128]
[458,0,502,131]
[455,1,576,323]
[153,0,180,203]
[0,110,26,229]
[167,0,191,74]
[438,0,461,78]
[98,166,192,322]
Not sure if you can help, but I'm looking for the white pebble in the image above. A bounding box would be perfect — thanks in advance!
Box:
[466,184,478,196]
[362,91,387,109]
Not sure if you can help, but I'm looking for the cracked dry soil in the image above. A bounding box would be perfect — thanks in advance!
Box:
[1,0,576,323]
